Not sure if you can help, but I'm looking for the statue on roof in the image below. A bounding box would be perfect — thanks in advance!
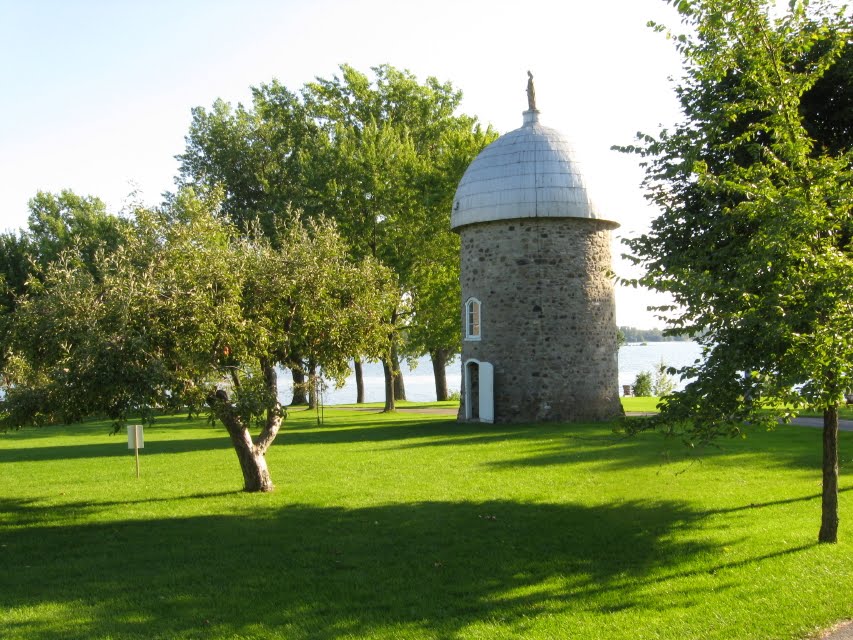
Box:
[526,71,537,111]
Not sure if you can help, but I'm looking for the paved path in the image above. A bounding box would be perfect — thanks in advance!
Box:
[819,620,853,640]
[790,416,853,431]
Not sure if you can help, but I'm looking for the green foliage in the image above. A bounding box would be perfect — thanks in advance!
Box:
[302,64,496,365]
[0,191,130,380]
[633,371,654,397]
[653,360,677,397]
[25,190,129,269]
[176,84,322,244]
[1,188,396,440]
[617,0,853,441]
[632,360,675,398]
[0,412,850,638]
[178,65,496,384]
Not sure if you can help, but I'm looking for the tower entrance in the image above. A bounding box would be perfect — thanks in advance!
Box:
[464,359,494,423]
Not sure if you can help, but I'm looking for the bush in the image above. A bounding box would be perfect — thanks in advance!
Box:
[633,371,653,397]
[634,361,675,398]
[653,359,676,397]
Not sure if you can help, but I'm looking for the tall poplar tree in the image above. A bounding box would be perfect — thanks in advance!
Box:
[619,0,852,542]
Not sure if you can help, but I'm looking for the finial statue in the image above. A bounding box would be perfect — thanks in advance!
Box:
[526,71,537,111]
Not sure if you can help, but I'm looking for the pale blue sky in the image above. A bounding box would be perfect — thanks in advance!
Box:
[0,0,687,326]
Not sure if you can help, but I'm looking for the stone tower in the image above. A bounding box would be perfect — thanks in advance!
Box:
[451,81,622,424]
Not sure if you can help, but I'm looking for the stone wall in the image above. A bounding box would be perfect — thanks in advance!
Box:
[458,217,622,423]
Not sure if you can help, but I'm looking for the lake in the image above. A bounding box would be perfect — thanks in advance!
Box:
[278,341,704,405]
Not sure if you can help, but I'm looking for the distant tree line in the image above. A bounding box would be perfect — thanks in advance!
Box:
[617,327,693,344]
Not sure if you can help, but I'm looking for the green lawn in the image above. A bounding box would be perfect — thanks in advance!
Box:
[621,396,853,421]
[0,408,850,640]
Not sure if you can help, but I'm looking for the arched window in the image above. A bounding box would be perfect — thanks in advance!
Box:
[465,297,481,341]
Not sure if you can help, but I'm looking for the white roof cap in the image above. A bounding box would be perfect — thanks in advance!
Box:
[451,110,617,230]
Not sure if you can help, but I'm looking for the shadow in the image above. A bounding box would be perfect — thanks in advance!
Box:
[698,486,853,518]
[0,492,241,528]
[0,436,233,464]
[480,422,853,474]
[279,416,523,447]
[0,499,728,640]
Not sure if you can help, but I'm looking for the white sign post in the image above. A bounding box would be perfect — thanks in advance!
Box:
[127,425,144,478]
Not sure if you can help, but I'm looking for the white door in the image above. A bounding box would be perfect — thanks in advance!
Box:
[479,362,494,423]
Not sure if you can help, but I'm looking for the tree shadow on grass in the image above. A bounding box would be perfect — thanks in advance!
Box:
[480,423,853,474]
[0,436,234,464]
[283,417,625,453]
[0,498,742,640]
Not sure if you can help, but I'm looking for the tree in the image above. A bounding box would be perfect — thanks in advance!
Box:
[0,191,130,389]
[304,64,495,405]
[404,123,498,400]
[177,84,328,405]
[800,38,853,155]
[178,65,494,406]
[177,83,324,242]
[1,189,395,492]
[618,0,852,542]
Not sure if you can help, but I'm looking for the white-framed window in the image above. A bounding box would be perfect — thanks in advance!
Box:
[465,297,481,341]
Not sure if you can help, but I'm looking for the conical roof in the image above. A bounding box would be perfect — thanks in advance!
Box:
[451,109,616,230]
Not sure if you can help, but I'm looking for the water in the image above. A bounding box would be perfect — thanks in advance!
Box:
[278,341,704,405]
[617,341,704,391]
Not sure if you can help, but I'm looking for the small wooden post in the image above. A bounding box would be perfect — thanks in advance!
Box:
[127,425,144,478]
[134,427,140,479]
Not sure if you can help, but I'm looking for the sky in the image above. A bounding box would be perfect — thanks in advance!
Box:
[0,0,687,328]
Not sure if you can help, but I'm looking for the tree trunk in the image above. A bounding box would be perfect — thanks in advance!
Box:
[819,404,839,543]
[226,421,275,492]
[354,358,365,404]
[207,363,283,493]
[431,349,449,401]
[382,357,396,412]
[307,360,317,410]
[391,343,406,401]
[290,365,308,405]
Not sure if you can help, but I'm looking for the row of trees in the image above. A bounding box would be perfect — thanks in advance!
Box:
[0,66,495,490]
[177,65,496,409]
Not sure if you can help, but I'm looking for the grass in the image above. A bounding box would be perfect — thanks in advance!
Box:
[0,407,851,639]
[621,397,853,421]
[620,396,664,413]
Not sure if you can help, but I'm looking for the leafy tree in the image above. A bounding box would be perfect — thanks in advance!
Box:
[25,190,129,267]
[177,83,323,242]
[619,0,851,542]
[179,65,494,407]
[652,360,676,397]
[0,191,129,386]
[304,64,495,406]
[2,189,395,492]
[177,84,329,405]
[800,39,853,155]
